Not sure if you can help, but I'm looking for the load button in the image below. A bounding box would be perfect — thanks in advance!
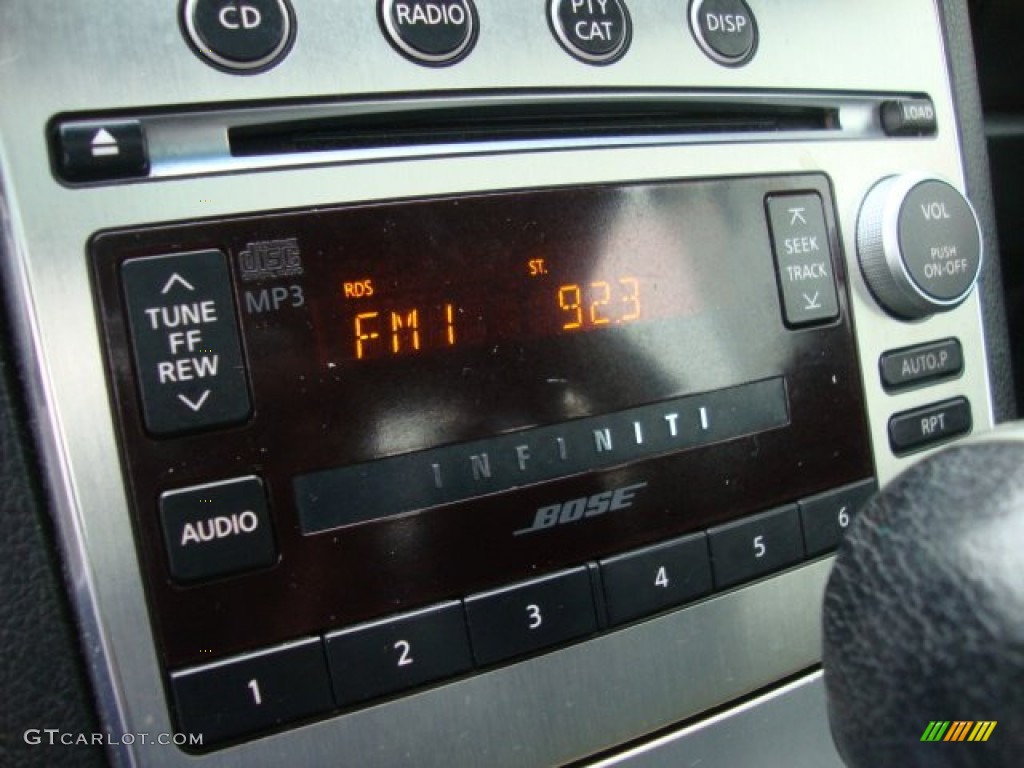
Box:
[161,476,276,584]
[122,249,252,436]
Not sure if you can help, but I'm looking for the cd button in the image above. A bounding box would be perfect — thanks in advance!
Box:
[600,533,712,626]
[549,0,632,65]
[465,567,597,666]
[380,0,478,65]
[170,638,333,746]
[707,505,805,589]
[183,0,295,72]
[325,602,472,708]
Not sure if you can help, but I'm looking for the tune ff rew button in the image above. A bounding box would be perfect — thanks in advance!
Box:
[182,0,296,73]
[549,0,632,65]
[160,476,276,583]
[380,0,478,66]
[690,0,758,66]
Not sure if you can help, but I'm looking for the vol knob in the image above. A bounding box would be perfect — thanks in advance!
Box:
[857,174,982,319]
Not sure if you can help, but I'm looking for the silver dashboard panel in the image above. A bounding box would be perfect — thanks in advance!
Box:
[0,1,993,766]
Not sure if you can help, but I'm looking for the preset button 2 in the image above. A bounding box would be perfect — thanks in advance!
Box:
[325,601,472,708]
[122,249,251,436]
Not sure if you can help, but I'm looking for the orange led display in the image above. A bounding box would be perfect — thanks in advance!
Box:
[558,277,642,331]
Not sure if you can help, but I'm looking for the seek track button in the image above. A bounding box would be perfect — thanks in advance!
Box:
[122,249,251,436]
[766,193,840,327]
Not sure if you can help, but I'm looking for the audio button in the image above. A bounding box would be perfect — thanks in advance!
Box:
[160,476,276,584]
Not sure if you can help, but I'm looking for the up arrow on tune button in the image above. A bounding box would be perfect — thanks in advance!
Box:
[161,273,196,295]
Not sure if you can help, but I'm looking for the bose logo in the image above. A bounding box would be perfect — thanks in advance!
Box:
[514,482,649,536]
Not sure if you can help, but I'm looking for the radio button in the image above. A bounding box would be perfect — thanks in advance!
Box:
[599,533,712,626]
[122,249,251,436]
[766,193,840,327]
[549,0,632,65]
[465,567,597,666]
[799,479,877,557]
[170,638,333,747]
[888,397,972,456]
[160,476,276,584]
[380,0,478,66]
[690,0,758,66]
[880,338,964,391]
[707,505,805,590]
[325,602,472,708]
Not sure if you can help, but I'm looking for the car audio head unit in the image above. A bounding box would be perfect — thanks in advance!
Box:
[0,1,997,766]
[93,173,872,712]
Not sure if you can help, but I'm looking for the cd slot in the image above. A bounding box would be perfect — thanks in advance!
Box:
[229,100,839,158]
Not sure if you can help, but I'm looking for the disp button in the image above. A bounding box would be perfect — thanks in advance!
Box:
[690,0,758,66]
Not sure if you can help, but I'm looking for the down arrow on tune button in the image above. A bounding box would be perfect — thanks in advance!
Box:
[178,390,211,412]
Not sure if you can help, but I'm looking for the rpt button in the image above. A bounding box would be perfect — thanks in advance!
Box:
[122,249,251,435]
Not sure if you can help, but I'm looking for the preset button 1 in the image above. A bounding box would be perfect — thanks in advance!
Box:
[170,638,333,747]
[122,249,251,436]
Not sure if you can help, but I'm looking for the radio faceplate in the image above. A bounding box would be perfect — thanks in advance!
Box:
[93,173,873,745]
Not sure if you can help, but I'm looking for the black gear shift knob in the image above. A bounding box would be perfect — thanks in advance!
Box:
[822,435,1024,767]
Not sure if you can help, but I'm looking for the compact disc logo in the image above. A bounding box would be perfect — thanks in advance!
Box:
[514,482,648,536]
